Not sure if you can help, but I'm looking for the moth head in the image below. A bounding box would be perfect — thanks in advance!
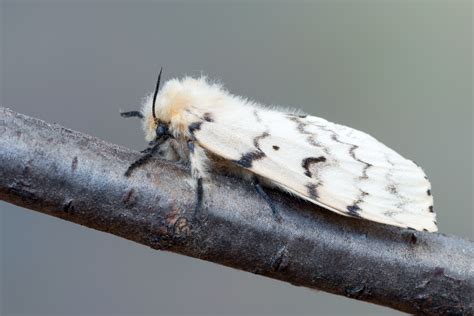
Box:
[139,67,171,142]
[122,70,223,142]
[142,73,216,141]
[120,68,171,142]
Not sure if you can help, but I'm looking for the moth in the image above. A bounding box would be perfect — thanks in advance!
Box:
[121,69,437,232]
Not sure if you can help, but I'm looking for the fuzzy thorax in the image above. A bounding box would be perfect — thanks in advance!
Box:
[141,76,229,142]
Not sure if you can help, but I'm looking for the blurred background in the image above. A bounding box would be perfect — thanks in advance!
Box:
[1,1,472,315]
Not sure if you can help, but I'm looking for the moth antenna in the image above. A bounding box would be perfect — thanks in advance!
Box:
[120,111,143,119]
[152,67,163,120]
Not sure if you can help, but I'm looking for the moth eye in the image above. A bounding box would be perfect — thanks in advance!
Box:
[156,122,169,137]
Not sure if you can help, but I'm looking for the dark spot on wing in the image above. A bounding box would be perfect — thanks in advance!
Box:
[188,121,202,134]
[429,205,434,213]
[302,156,326,178]
[427,189,431,196]
[346,205,361,217]
[203,112,214,122]
[387,184,398,194]
[233,150,266,168]
[306,183,319,199]
[272,145,280,150]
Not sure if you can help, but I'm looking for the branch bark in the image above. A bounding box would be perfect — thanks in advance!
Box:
[0,106,472,315]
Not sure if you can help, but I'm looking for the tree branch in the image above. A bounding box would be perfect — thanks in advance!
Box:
[0,106,472,315]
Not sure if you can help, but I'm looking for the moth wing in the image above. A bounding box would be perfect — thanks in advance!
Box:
[192,109,436,232]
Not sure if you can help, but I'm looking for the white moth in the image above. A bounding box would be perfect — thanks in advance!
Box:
[122,70,437,232]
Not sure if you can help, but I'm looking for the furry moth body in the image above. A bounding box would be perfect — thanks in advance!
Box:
[122,71,437,232]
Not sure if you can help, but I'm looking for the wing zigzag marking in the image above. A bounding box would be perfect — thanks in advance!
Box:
[306,183,320,199]
[312,122,376,215]
[348,145,372,180]
[253,131,270,149]
[287,116,330,154]
[384,155,409,210]
[302,156,327,178]
[321,126,373,180]
[234,151,266,168]
[233,130,269,168]
[346,191,369,217]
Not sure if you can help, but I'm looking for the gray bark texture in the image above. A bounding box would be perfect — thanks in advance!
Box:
[0,106,472,315]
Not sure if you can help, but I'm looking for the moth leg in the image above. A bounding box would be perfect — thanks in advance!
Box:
[187,140,210,218]
[253,178,282,222]
[139,142,156,154]
[195,177,204,217]
[125,141,161,177]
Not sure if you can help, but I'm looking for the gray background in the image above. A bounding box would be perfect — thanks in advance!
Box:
[1,1,472,315]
